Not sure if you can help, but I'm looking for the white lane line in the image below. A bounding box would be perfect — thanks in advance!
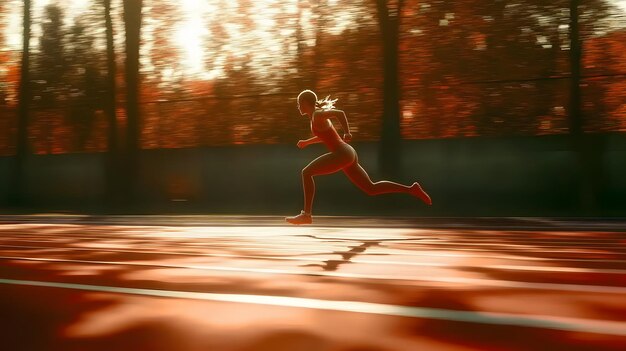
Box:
[2,255,626,294]
[1,244,625,275]
[1,278,625,337]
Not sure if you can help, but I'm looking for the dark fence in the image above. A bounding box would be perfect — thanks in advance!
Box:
[1,134,624,216]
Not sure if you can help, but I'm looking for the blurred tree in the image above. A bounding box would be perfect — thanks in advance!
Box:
[66,20,102,150]
[0,2,6,106]
[123,0,143,204]
[145,0,183,92]
[33,5,67,109]
[295,0,306,88]
[4,0,620,153]
[32,4,68,154]
[400,0,571,138]
[311,1,328,90]
[8,0,31,206]
[399,0,617,138]
[102,0,122,204]
[374,0,404,177]
[570,0,583,140]
[569,0,605,214]
[583,29,626,131]
[0,4,23,156]
[471,1,569,135]
[211,57,261,145]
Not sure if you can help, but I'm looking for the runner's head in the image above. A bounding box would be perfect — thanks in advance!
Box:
[297,89,317,116]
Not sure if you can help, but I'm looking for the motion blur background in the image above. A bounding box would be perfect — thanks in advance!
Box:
[0,0,625,216]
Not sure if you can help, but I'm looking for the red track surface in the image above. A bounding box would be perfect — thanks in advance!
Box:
[0,215,625,351]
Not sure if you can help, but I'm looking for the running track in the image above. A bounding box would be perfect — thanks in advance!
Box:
[0,215,625,351]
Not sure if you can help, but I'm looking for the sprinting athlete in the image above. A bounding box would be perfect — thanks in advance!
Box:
[286,89,432,225]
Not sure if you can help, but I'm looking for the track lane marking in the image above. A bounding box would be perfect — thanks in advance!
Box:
[2,255,625,294]
[2,240,624,265]
[0,244,625,274]
[1,238,623,261]
[1,278,625,337]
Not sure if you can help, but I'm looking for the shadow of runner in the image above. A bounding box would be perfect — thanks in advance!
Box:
[302,241,380,272]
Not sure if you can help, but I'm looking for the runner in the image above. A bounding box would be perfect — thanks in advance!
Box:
[286,89,432,225]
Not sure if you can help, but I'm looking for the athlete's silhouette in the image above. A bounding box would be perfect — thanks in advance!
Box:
[286,90,432,225]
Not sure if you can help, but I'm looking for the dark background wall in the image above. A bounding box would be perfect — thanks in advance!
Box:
[1,134,624,216]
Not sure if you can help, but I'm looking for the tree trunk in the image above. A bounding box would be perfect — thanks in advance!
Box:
[312,2,326,90]
[123,0,142,206]
[375,1,403,177]
[104,0,120,205]
[8,0,31,207]
[569,0,602,214]
[569,0,582,138]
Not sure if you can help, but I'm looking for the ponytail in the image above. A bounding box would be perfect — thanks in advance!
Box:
[315,95,338,111]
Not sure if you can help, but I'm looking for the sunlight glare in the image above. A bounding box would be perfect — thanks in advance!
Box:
[1,0,360,83]
[4,1,22,50]
[174,0,213,77]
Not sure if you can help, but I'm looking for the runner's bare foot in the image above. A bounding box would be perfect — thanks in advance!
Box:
[411,182,432,205]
